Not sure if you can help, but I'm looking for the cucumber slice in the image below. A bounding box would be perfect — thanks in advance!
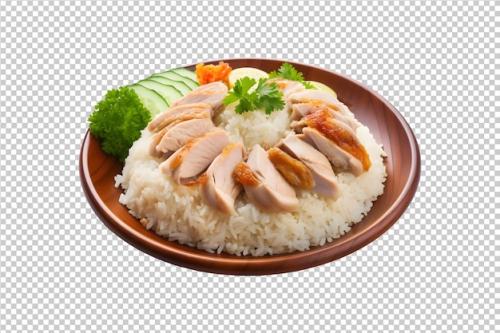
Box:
[129,84,168,117]
[137,80,183,105]
[148,75,191,95]
[156,71,198,90]
[171,68,197,82]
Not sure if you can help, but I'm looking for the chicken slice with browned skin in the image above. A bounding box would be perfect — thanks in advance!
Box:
[267,147,314,190]
[159,129,229,184]
[233,162,260,186]
[302,127,364,176]
[171,81,228,110]
[290,102,358,130]
[279,133,339,198]
[200,143,244,214]
[303,108,370,171]
[288,90,353,117]
[267,78,305,98]
[148,103,212,132]
[155,118,215,156]
[290,105,370,176]
[233,145,298,212]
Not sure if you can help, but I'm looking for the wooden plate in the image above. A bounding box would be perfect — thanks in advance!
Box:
[80,58,420,275]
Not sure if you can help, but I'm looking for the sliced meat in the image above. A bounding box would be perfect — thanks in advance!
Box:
[233,162,260,186]
[171,81,228,109]
[288,90,352,116]
[290,102,314,120]
[302,127,364,176]
[280,134,339,198]
[148,103,212,132]
[268,78,305,98]
[159,129,229,184]
[148,109,212,158]
[233,145,298,212]
[200,143,244,214]
[155,118,214,156]
[267,147,314,189]
[290,102,358,129]
[303,109,370,172]
[149,126,170,158]
[289,118,308,133]
[290,112,358,136]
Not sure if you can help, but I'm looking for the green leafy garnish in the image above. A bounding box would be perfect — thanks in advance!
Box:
[254,78,286,114]
[268,63,314,89]
[88,87,151,162]
[222,77,256,113]
[223,77,284,114]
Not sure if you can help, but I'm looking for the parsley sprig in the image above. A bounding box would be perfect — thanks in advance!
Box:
[223,77,284,114]
[89,87,151,162]
[268,63,314,89]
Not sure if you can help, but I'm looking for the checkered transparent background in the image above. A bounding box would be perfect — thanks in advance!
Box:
[0,0,497,332]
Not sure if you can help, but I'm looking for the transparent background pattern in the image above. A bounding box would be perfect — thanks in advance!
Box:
[0,0,497,332]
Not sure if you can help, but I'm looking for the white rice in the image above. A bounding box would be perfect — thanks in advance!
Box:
[215,103,292,149]
[116,106,387,256]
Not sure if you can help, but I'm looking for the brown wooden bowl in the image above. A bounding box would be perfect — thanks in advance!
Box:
[80,58,420,275]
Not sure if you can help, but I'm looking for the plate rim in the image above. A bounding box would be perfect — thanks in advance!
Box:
[80,58,421,275]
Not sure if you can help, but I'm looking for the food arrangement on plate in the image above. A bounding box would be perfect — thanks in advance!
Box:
[88,61,387,256]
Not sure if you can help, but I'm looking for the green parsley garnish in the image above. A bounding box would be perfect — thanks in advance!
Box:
[88,87,151,162]
[268,63,314,89]
[223,77,284,114]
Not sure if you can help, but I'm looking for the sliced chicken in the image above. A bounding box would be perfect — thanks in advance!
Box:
[200,143,244,214]
[268,78,305,98]
[288,90,352,117]
[233,162,260,186]
[160,129,229,184]
[303,108,370,172]
[233,145,298,212]
[171,81,228,110]
[290,102,358,129]
[302,127,364,176]
[149,126,170,158]
[267,147,314,190]
[279,134,339,198]
[155,118,215,156]
[148,103,212,132]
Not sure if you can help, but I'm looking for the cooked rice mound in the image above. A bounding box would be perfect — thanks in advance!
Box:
[116,107,387,256]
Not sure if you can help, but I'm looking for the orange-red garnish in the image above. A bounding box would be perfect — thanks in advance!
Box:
[305,108,371,170]
[196,62,232,85]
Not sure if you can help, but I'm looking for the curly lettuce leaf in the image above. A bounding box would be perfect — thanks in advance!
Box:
[88,87,151,162]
